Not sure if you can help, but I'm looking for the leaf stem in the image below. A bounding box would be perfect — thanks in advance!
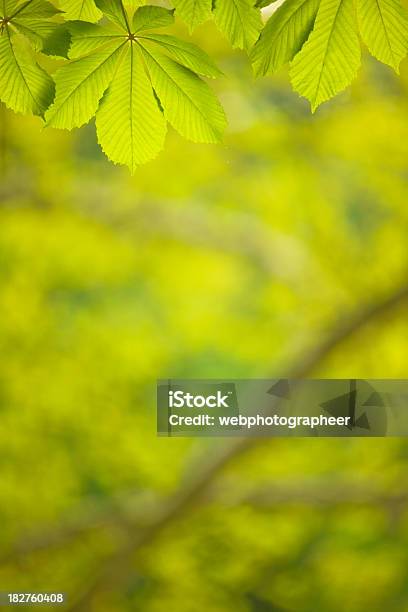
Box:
[9,0,34,20]
[119,0,131,34]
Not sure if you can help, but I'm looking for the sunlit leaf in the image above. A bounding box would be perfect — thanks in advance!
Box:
[290,0,361,111]
[171,0,212,32]
[96,43,167,172]
[357,0,408,71]
[60,0,102,22]
[0,30,54,116]
[213,0,262,51]
[251,0,319,76]
[140,45,227,143]
[45,41,125,128]
[44,0,225,170]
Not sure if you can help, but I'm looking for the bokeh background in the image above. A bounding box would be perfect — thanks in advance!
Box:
[0,13,408,611]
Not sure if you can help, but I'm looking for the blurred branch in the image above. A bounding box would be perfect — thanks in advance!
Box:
[0,280,405,605]
[0,280,406,603]
[59,279,407,609]
[3,475,408,582]
[225,479,408,509]
[5,475,408,566]
[289,281,408,378]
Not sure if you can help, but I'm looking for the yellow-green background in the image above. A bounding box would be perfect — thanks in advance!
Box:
[0,17,408,611]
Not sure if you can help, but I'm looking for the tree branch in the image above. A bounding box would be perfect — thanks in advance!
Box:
[65,280,408,610]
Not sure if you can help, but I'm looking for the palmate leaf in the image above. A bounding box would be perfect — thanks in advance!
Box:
[250,0,408,108]
[357,0,408,71]
[0,31,54,115]
[250,0,319,76]
[0,0,55,116]
[290,0,361,111]
[0,0,68,56]
[96,43,167,171]
[44,1,226,171]
[213,0,262,51]
[2,0,63,48]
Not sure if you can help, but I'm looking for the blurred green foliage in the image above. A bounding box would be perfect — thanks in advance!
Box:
[0,21,408,612]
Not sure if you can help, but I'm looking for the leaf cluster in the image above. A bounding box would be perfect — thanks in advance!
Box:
[1,0,408,171]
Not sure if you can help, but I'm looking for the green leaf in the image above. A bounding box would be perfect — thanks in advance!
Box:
[133,5,174,32]
[43,0,225,170]
[13,18,60,51]
[9,0,61,19]
[0,1,66,56]
[96,43,167,172]
[357,0,408,71]
[0,1,18,17]
[213,0,262,51]
[68,20,124,58]
[45,40,125,128]
[290,0,361,111]
[0,29,54,116]
[140,33,223,77]
[42,23,71,58]
[171,0,212,32]
[139,44,227,143]
[119,0,148,21]
[59,0,102,22]
[95,0,130,30]
[251,0,319,76]
[255,0,277,7]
